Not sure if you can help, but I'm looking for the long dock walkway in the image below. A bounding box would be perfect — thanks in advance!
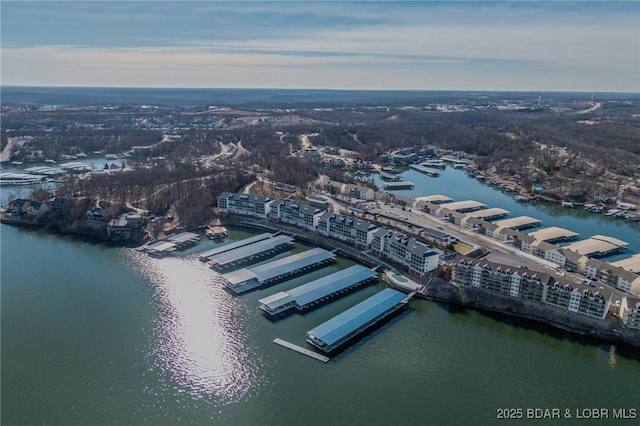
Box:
[273,338,330,363]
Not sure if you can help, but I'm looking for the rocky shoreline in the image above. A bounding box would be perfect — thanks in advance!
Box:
[423,277,640,349]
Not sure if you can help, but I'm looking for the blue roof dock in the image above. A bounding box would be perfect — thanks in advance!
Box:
[209,235,294,271]
[306,288,408,353]
[223,248,336,295]
[258,265,378,317]
[197,233,273,261]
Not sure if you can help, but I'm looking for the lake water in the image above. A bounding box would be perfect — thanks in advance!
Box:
[2,170,639,425]
[367,167,640,260]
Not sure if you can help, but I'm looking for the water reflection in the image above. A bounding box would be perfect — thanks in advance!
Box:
[132,252,254,402]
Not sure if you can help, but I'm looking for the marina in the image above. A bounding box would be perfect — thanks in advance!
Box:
[611,254,640,273]
[306,288,409,354]
[415,194,453,204]
[208,235,294,271]
[197,232,273,261]
[258,265,378,317]
[222,247,336,294]
[437,200,486,214]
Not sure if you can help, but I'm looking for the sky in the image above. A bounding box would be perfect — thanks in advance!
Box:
[1,1,639,92]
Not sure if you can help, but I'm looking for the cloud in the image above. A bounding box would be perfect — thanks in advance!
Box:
[1,1,638,91]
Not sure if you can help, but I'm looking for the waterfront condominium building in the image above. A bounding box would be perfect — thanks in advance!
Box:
[620,297,640,329]
[268,200,322,231]
[371,228,439,276]
[452,256,611,320]
[217,192,439,276]
[217,192,272,218]
[451,257,548,302]
[316,212,379,248]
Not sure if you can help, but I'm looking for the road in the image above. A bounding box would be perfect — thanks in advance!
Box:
[370,202,559,274]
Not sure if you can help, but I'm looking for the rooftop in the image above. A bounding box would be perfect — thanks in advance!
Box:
[463,207,510,219]
[494,216,542,230]
[197,233,273,260]
[611,254,640,273]
[224,247,336,286]
[564,235,628,257]
[439,200,486,212]
[306,288,407,348]
[527,227,579,242]
[414,195,453,203]
[258,265,377,313]
[208,235,294,268]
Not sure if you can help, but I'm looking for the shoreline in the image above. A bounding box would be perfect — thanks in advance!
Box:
[228,218,640,349]
[3,210,639,349]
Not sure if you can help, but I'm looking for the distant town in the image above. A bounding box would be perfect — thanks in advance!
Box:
[1,88,639,347]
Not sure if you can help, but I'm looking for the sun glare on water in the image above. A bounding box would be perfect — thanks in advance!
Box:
[133,252,254,402]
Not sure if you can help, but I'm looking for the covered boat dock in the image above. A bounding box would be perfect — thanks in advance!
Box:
[197,232,273,261]
[565,235,628,258]
[527,227,579,243]
[306,288,408,353]
[223,248,336,295]
[166,232,200,248]
[258,265,378,317]
[209,235,294,271]
[494,216,542,230]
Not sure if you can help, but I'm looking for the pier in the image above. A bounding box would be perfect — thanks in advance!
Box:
[258,265,377,317]
[306,288,408,354]
[494,216,542,231]
[197,232,273,261]
[208,235,294,271]
[223,247,336,295]
[273,338,330,363]
[527,227,579,244]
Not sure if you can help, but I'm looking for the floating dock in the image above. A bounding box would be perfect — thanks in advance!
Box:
[258,265,378,317]
[197,233,273,261]
[273,338,329,363]
[383,181,414,190]
[209,235,294,271]
[223,248,336,295]
[409,164,440,176]
[306,288,408,354]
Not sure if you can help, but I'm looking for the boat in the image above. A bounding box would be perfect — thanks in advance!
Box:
[206,225,228,240]
[561,202,574,208]
[513,195,530,202]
